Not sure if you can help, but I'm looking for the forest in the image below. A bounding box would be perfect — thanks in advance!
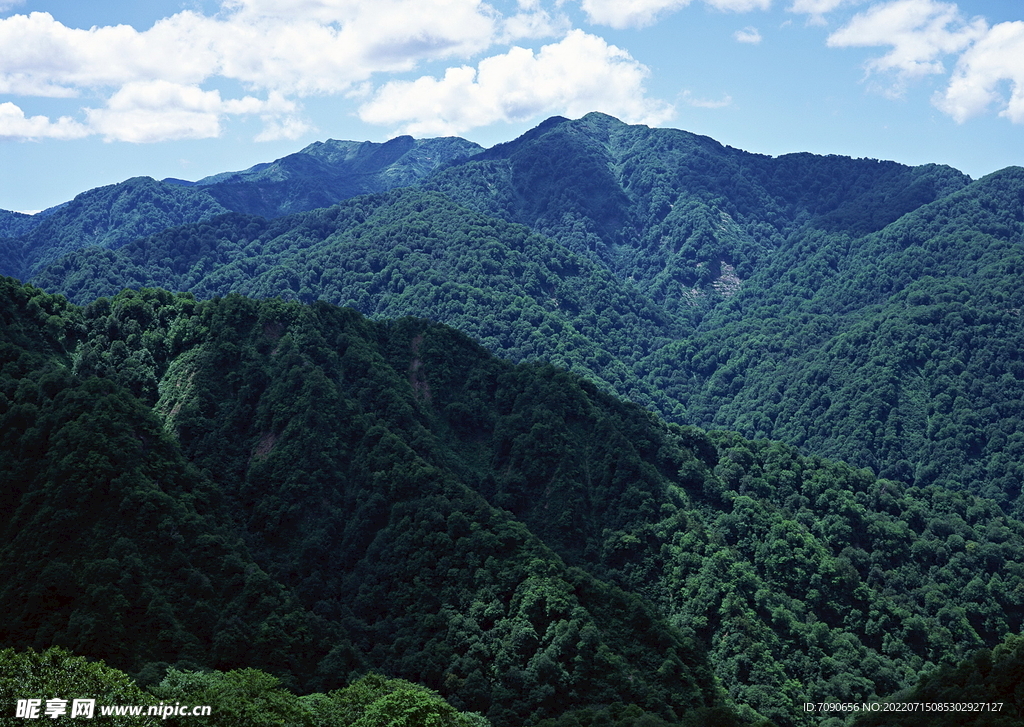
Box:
[20,114,1024,509]
[3,278,1024,725]
[3,113,1024,724]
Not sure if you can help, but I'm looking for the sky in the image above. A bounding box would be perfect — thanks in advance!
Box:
[0,0,1022,212]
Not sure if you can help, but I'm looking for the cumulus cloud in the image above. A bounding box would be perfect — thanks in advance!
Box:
[358,30,674,136]
[936,20,1024,123]
[828,0,986,87]
[501,7,571,43]
[85,84,225,143]
[0,12,218,97]
[0,3,500,97]
[788,0,853,24]
[822,0,1024,125]
[223,0,498,57]
[580,0,692,30]
[221,0,368,22]
[0,101,88,139]
[0,0,506,141]
[734,26,762,43]
[82,81,286,142]
[789,0,846,10]
[255,114,314,141]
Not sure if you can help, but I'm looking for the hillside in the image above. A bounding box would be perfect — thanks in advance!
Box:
[30,188,688,417]
[5,279,1024,726]
[0,135,479,282]
[192,134,482,218]
[0,178,231,281]
[641,166,1024,499]
[426,113,968,298]
[0,279,734,726]
[0,209,40,238]
[13,114,1024,720]
[28,115,1024,507]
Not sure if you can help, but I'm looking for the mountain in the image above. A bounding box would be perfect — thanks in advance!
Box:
[5,278,1024,726]
[9,112,1024,725]
[0,135,480,282]
[425,112,968,294]
[30,188,688,417]
[0,279,736,726]
[28,113,1024,509]
[192,134,482,218]
[0,208,40,238]
[0,177,232,281]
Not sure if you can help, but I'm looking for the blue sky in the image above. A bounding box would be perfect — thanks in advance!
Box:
[0,0,1021,212]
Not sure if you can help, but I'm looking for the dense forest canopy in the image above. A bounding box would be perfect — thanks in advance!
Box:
[4,279,1024,725]
[1,646,494,727]
[23,116,1024,513]
[5,113,1024,725]
[0,134,480,283]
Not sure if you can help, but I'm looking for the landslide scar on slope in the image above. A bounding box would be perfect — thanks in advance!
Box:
[154,348,203,438]
[408,333,432,403]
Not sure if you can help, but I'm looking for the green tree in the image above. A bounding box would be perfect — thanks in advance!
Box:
[149,668,313,727]
[0,647,159,725]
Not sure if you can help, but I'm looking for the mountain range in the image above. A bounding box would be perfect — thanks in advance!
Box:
[4,113,1024,726]
[12,112,1024,506]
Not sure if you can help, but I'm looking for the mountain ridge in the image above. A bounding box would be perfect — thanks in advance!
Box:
[0,134,481,282]
[6,279,1024,725]
[24,113,1024,505]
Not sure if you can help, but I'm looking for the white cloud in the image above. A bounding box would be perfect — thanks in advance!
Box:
[789,0,846,10]
[0,12,218,96]
[828,0,987,88]
[580,0,692,30]
[83,80,282,142]
[501,8,571,42]
[824,1,1024,126]
[0,101,88,139]
[214,0,497,85]
[735,26,762,43]
[221,0,366,22]
[223,0,497,42]
[255,114,314,141]
[787,0,857,26]
[358,29,674,136]
[936,20,1024,123]
[0,0,503,141]
[788,0,852,19]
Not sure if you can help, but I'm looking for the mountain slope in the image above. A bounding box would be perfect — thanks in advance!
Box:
[6,279,1024,725]
[0,279,734,726]
[30,188,689,418]
[0,177,231,281]
[643,166,1024,500]
[1,135,480,282]
[191,134,481,218]
[26,114,1024,504]
[0,209,40,238]
[426,112,968,313]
